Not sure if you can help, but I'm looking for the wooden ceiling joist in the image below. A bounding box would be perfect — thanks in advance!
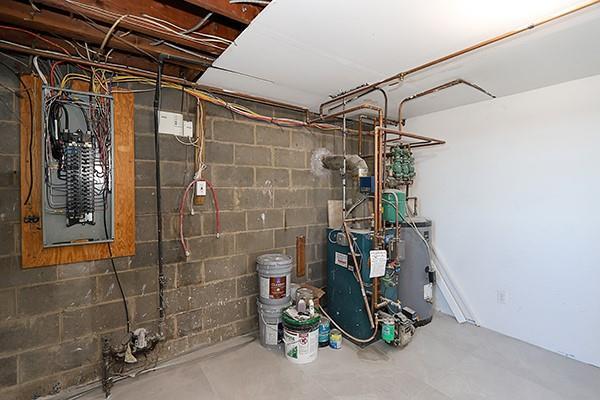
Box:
[0,30,195,79]
[33,0,229,57]
[38,0,242,42]
[0,1,211,70]
[0,0,267,79]
[183,0,262,25]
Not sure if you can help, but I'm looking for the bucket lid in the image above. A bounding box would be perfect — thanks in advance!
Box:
[256,253,292,267]
[282,308,321,327]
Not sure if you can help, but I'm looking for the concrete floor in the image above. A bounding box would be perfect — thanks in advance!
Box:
[77,313,600,400]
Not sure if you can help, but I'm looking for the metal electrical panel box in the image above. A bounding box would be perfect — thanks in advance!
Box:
[41,86,115,247]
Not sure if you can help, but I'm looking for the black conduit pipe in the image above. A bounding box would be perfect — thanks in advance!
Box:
[152,53,206,333]
[153,57,166,332]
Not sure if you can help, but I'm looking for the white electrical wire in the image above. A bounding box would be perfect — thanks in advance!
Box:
[33,56,48,85]
[99,14,129,54]
[138,14,232,45]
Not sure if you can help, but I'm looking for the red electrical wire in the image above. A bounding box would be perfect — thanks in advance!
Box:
[0,26,71,56]
[179,178,220,257]
[49,61,63,86]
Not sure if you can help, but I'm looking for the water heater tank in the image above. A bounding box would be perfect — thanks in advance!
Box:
[397,218,434,326]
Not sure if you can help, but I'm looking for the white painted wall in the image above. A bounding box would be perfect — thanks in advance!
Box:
[408,74,600,367]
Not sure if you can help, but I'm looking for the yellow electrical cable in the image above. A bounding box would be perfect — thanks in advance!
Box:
[57,70,342,132]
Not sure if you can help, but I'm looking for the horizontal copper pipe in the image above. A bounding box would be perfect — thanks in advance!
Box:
[398,79,495,124]
[344,216,374,223]
[320,0,600,114]
[309,103,382,124]
[377,127,445,148]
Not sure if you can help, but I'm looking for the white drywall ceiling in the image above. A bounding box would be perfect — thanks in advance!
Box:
[199,0,600,119]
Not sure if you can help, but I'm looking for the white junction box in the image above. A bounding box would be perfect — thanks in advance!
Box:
[195,180,207,196]
[183,120,194,138]
[159,111,193,138]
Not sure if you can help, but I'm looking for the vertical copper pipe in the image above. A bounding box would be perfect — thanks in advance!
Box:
[371,111,384,314]
[358,116,363,156]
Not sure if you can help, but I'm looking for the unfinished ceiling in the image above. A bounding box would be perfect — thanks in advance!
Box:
[0,0,268,80]
[199,0,600,120]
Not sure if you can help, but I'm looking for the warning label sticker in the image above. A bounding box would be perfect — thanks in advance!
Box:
[335,252,348,268]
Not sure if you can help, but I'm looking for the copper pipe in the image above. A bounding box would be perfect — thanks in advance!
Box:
[398,79,495,125]
[358,116,363,156]
[375,127,446,144]
[371,109,384,314]
[0,41,309,114]
[320,0,600,114]
[344,216,374,223]
[357,115,384,156]
[309,103,382,124]
[375,300,390,310]
[343,222,375,329]
[379,127,445,148]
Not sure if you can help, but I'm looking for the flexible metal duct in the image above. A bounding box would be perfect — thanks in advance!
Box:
[322,154,368,177]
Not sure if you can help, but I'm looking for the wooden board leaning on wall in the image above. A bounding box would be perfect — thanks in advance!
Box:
[19,75,136,268]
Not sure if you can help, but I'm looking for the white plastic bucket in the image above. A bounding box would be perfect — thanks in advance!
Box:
[256,254,292,305]
[257,299,291,349]
[283,322,319,364]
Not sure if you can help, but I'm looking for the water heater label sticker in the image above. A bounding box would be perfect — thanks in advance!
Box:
[424,283,433,302]
[335,252,348,268]
[369,250,387,278]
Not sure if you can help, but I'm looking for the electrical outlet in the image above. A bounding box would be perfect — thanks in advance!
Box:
[497,290,507,304]
[195,181,207,197]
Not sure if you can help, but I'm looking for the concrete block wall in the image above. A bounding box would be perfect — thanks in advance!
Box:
[0,69,369,399]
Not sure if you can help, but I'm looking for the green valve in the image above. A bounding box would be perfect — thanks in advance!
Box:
[381,319,395,343]
[390,145,415,182]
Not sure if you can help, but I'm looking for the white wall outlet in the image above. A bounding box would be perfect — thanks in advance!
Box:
[158,111,184,136]
[195,180,207,196]
[497,289,507,304]
[183,120,193,138]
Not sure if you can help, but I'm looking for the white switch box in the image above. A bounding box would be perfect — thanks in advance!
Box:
[158,111,184,136]
[195,181,207,196]
[183,120,194,138]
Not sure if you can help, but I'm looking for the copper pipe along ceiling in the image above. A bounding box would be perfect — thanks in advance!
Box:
[319,0,600,115]
[308,103,383,124]
[379,127,445,148]
[397,79,495,125]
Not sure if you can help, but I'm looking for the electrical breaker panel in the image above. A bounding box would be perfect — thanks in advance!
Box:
[41,86,114,247]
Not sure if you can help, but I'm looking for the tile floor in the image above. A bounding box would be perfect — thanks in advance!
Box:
[73,313,600,400]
